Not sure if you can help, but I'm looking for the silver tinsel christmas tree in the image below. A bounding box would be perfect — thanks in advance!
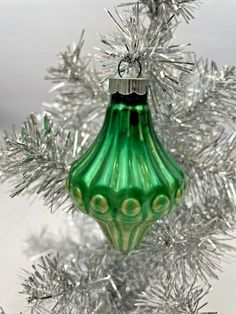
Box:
[0,0,235,313]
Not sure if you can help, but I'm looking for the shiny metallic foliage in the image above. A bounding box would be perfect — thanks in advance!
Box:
[0,0,235,313]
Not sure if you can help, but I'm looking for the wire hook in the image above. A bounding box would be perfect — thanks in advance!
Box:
[118,58,142,78]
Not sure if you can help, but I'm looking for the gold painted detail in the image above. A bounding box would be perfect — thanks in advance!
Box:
[152,194,170,214]
[121,198,141,217]
[90,194,109,214]
[74,187,83,205]
[176,188,184,205]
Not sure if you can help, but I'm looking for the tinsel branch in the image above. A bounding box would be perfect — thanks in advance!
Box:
[19,214,226,313]
[155,58,236,221]
[135,277,210,314]
[0,115,78,212]
[43,30,107,140]
[95,4,193,98]
[46,30,87,85]
[120,0,200,23]
[139,208,236,281]
[21,252,116,314]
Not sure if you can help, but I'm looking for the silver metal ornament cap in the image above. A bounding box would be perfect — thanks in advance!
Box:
[109,78,149,95]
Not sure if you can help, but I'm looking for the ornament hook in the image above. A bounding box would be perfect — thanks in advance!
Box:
[118,57,142,78]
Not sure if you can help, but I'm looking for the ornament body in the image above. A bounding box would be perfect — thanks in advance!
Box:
[67,79,187,251]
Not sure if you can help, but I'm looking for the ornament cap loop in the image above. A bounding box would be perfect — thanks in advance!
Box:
[109,78,149,95]
[118,58,142,78]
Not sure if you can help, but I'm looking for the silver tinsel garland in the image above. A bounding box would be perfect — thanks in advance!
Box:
[135,277,210,313]
[0,115,76,212]
[95,4,193,98]
[120,0,200,23]
[0,0,236,313]
[18,215,214,313]
[43,30,107,147]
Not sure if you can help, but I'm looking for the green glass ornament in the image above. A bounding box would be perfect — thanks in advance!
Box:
[67,78,187,252]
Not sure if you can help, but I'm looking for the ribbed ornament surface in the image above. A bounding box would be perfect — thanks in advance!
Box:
[67,92,187,251]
